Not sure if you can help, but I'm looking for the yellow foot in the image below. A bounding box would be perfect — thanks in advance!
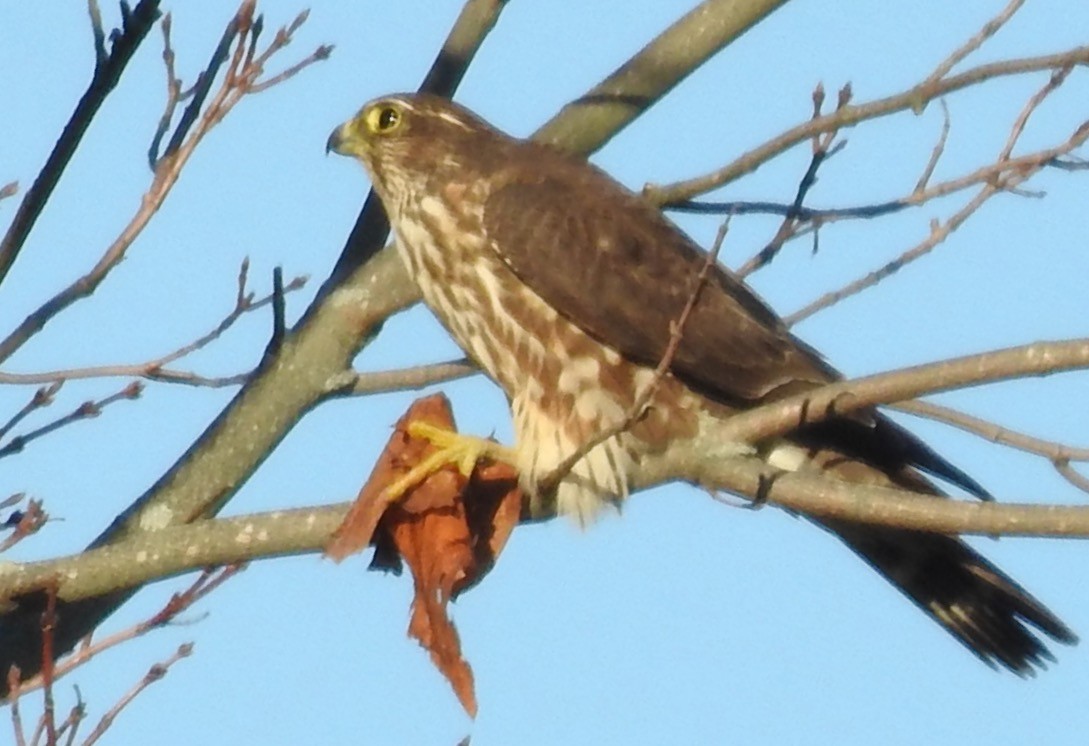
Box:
[382,421,518,501]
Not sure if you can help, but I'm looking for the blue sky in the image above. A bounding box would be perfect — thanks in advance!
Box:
[2,1,1088,744]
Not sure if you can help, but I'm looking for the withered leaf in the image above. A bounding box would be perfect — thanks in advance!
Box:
[325,394,521,717]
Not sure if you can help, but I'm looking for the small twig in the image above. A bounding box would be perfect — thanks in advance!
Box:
[147,13,185,168]
[924,0,1024,84]
[0,2,327,366]
[248,43,334,94]
[667,198,904,219]
[0,498,49,554]
[737,83,851,277]
[0,266,307,388]
[80,643,193,746]
[155,11,239,164]
[713,338,1089,446]
[894,399,1089,464]
[8,666,25,746]
[0,383,62,441]
[342,359,478,396]
[266,267,286,357]
[785,65,1080,324]
[0,383,142,460]
[542,220,730,491]
[55,688,86,746]
[999,67,1071,162]
[667,121,1080,225]
[0,0,162,290]
[913,99,951,193]
[87,0,108,66]
[40,584,58,745]
[12,567,240,697]
[643,45,1089,206]
[784,184,1000,324]
[1055,461,1089,496]
[0,182,17,203]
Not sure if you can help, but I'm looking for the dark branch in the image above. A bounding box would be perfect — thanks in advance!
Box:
[0,0,162,288]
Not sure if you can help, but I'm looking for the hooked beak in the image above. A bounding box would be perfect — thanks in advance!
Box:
[325,125,346,156]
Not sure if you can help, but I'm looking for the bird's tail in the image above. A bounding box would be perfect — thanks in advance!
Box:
[816,518,1077,673]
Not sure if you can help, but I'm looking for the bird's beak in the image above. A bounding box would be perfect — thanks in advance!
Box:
[325,124,346,156]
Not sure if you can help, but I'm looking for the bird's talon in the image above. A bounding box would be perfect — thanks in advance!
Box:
[381,421,516,502]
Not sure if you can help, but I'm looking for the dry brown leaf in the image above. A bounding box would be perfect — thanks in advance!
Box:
[325,394,522,717]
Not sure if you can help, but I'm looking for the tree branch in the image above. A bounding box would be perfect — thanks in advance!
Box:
[643,46,1089,205]
[0,0,163,288]
[714,339,1089,445]
[0,4,327,365]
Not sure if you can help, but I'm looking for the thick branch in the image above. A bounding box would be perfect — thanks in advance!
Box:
[6,474,1089,611]
[534,0,788,153]
[663,456,1089,537]
[0,506,346,604]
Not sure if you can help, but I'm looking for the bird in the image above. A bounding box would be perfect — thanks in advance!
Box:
[327,92,1076,674]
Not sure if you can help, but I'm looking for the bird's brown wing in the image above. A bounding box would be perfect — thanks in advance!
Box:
[482,166,987,493]
[483,167,836,405]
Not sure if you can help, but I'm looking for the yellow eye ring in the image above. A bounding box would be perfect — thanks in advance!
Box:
[365,103,403,135]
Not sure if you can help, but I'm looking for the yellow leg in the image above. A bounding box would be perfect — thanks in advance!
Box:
[382,421,518,501]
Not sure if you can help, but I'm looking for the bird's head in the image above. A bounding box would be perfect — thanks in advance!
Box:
[327,93,507,202]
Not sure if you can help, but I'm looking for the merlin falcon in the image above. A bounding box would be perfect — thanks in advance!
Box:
[327,93,1076,673]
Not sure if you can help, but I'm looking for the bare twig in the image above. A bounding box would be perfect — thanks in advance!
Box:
[0,0,162,289]
[80,643,192,746]
[894,399,1089,464]
[784,184,1001,324]
[87,0,108,66]
[0,260,307,389]
[0,182,17,203]
[0,2,328,365]
[248,43,333,94]
[7,666,25,746]
[736,83,851,277]
[343,359,478,396]
[0,383,142,460]
[0,383,62,441]
[146,13,189,168]
[785,68,1082,324]
[11,567,239,698]
[0,498,48,554]
[643,46,1089,206]
[40,585,58,745]
[924,0,1024,84]
[913,99,952,193]
[1055,461,1089,496]
[54,689,86,746]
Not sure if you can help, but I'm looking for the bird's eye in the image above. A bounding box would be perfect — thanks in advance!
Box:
[366,104,403,134]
